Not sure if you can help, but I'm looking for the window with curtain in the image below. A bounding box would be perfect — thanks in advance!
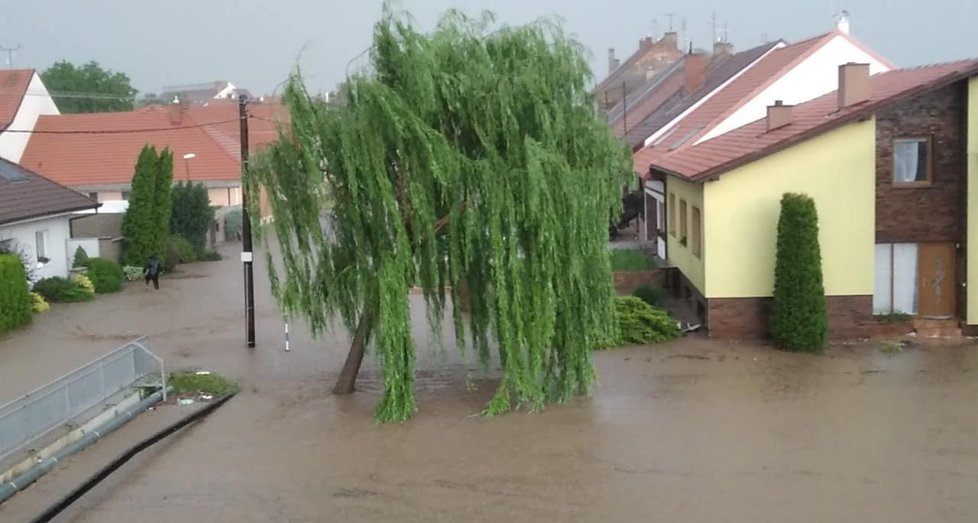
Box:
[668,193,676,235]
[691,206,702,257]
[893,138,929,184]
[874,243,918,314]
[35,230,48,263]
[679,199,688,241]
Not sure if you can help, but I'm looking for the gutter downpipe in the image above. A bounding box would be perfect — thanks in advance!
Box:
[0,387,170,504]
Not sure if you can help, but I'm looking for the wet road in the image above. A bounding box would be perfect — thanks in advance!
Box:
[1,243,978,522]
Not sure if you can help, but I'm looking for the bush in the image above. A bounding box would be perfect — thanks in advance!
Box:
[30,292,50,313]
[123,265,144,281]
[81,257,125,293]
[170,182,215,254]
[168,235,197,264]
[199,250,222,262]
[0,254,32,334]
[610,249,657,272]
[224,207,243,239]
[73,245,89,268]
[164,238,182,272]
[597,296,681,348]
[771,193,827,352]
[632,283,665,307]
[33,276,94,303]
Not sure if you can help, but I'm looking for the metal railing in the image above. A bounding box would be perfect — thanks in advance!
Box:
[0,337,165,468]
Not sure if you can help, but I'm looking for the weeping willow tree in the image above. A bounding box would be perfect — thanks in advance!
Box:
[245,5,630,422]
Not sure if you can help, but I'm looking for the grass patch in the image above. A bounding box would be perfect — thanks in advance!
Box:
[169,371,239,396]
[874,312,912,323]
[610,249,657,272]
[880,340,905,354]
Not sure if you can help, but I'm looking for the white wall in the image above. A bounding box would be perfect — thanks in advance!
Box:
[0,215,72,282]
[0,72,60,163]
[67,238,101,261]
[643,43,785,148]
[697,35,891,143]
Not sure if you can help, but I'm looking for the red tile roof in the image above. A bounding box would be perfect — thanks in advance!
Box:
[0,157,99,225]
[610,62,686,138]
[647,60,978,181]
[0,70,33,129]
[18,102,288,189]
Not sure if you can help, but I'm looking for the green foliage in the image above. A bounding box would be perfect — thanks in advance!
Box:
[73,245,89,268]
[168,235,198,264]
[30,292,50,313]
[605,296,681,347]
[771,193,827,352]
[123,265,144,281]
[40,61,137,113]
[880,340,905,354]
[33,276,94,303]
[199,250,223,262]
[164,237,182,272]
[223,207,243,238]
[170,182,215,254]
[631,283,665,307]
[169,371,239,396]
[246,5,630,422]
[874,312,912,323]
[609,249,657,271]
[81,257,124,293]
[121,146,174,267]
[0,255,32,334]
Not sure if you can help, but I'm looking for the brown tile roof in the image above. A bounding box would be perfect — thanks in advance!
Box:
[0,70,33,129]
[0,158,99,225]
[608,60,686,138]
[622,41,781,149]
[647,59,978,181]
[18,102,287,189]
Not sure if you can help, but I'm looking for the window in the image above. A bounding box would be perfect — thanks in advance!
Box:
[668,193,676,235]
[35,230,48,264]
[874,243,918,314]
[893,138,931,185]
[679,199,688,243]
[691,206,702,257]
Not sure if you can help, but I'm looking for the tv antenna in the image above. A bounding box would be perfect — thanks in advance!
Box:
[0,44,20,69]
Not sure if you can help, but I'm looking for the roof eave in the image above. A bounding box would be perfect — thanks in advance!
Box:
[0,202,101,227]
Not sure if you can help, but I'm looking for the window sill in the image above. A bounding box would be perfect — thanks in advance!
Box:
[891,181,934,189]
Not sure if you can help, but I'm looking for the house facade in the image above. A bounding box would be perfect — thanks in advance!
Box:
[642,60,978,339]
[0,69,60,163]
[0,158,100,281]
[596,33,683,111]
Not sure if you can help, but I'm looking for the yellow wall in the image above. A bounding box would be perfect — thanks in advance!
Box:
[700,118,877,298]
[666,176,706,293]
[967,78,978,324]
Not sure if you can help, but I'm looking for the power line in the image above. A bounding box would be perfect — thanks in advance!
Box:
[0,118,241,135]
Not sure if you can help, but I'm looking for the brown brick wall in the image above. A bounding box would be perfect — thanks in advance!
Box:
[613,269,665,294]
[875,83,967,243]
[706,295,874,340]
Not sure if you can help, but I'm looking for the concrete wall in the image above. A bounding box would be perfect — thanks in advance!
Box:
[70,213,122,240]
[0,73,60,163]
[968,78,978,324]
[701,118,877,298]
[0,215,72,281]
[699,35,891,142]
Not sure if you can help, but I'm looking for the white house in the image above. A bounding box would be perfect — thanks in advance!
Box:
[0,158,100,281]
[0,69,60,163]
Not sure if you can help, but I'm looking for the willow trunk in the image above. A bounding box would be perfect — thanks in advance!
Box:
[333,312,372,394]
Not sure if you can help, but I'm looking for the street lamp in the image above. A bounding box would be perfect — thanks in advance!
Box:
[182,153,196,182]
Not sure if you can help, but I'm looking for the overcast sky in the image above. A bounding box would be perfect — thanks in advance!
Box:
[1,0,974,96]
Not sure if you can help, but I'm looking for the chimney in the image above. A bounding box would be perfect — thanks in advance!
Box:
[608,48,620,74]
[766,100,793,131]
[167,98,188,125]
[639,36,655,51]
[838,62,870,109]
[662,31,679,51]
[683,51,708,94]
[713,40,734,56]
[836,10,851,34]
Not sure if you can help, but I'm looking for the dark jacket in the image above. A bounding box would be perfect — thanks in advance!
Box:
[145,257,161,276]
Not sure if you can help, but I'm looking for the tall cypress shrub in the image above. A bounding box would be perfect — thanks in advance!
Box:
[154,148,175,259]
[122,145,160,266]
[0,254,32,334]
[771,193,827,352]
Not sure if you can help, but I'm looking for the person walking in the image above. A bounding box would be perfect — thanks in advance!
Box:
[144,254,162,290]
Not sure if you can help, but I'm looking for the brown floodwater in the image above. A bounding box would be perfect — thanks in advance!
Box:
[1,244,977,522]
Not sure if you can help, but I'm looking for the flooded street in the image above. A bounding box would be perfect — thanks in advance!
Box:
[2,244,978,522]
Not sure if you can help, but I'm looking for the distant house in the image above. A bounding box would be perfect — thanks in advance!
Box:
[19,101,285,212]
[158,81,253,105]
[631,26,894,258]
[645,59,978,339]
[0,158,100,281]
[0,69,59,163]
[595,32,684,110]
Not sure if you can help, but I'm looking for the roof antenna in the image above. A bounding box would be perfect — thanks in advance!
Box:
[0,44,20,69]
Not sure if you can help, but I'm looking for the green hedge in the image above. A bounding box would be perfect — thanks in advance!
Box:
[771,193,827,352]
[81,257,125,293]
[33,276,94,303]
[597,296,681,348]
[0,254,32,334]
[167,235,196,265]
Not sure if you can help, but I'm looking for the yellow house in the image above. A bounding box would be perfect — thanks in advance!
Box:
[638,60,978,338]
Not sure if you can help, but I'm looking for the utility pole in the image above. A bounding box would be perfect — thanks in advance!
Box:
[0,44,20,69]
[238,95,256,348]
[621,80,627,132]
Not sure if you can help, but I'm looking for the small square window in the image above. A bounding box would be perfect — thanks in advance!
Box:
[893,138,930,184]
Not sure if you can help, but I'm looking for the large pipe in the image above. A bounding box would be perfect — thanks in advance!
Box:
[0,388,168,504]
